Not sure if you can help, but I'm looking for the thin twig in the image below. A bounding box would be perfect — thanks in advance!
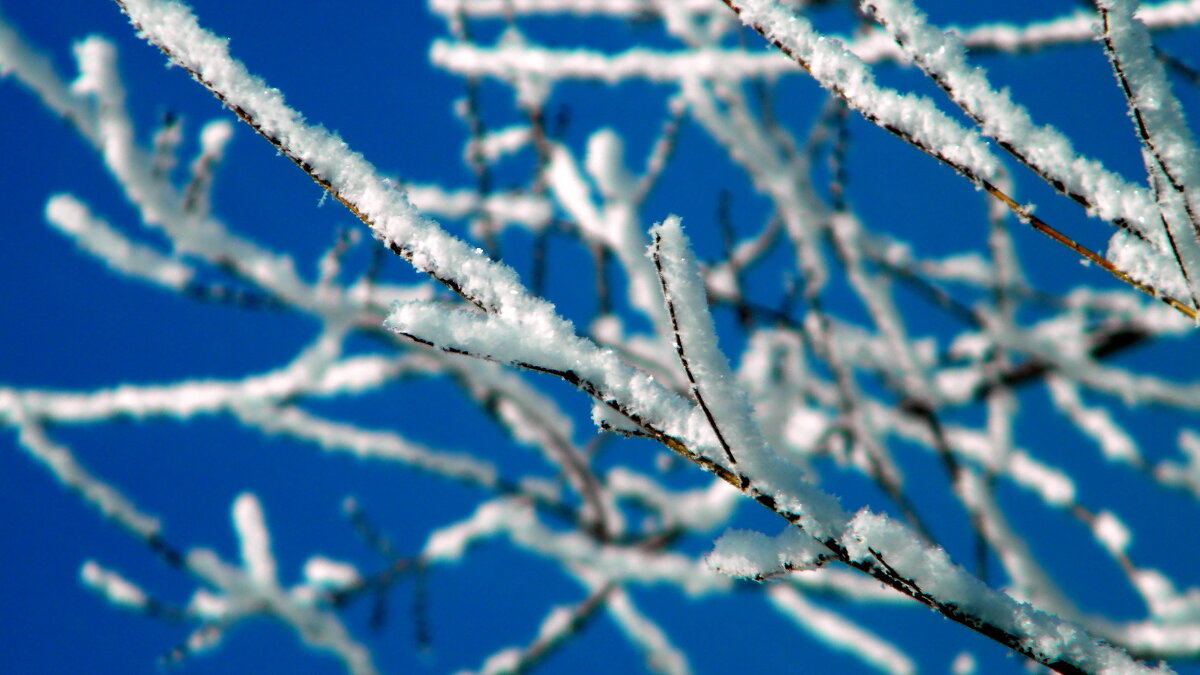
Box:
[649,229,739,466]
[723,0,1198,322]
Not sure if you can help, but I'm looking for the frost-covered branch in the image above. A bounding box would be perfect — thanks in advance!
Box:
[723,0,1198,319]
[4,0,1200,672]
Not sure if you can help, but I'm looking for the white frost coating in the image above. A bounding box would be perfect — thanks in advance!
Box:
[1046,376,1141,465]
[536,605,576,643]
[0,10,96,137]
[14,420,161,538]
[852,2,1197,62]
[1101,0,1200,196]
[424,497,735,596]
[954,0,1200,54]
[406,184,553,232]
[1128,568,1200,622]
[650,216,769,464]
[185,497,379,675]
[951,651,977,675]
[839,510,1162,674]
[1093,510,1133,556]
[606,468,740,532]
[1109,228,1192,301]
[648,217,848,538]
[465,125,530,164]
[423,499,514,562]
[117,0,549,322]
[1005,449,1076,507]
[430,1,1200,85]
[0,351,426,426]
[1097,0,1200,304]
[45,194,194,289]
[866,0,1163,233]
[388,301,654,402]
[71,37,131,173]
[828,211,936,405]
[585,128,635,200]
[183,624,225,658]
[1157,429,1200,496]
[429,0,714,18]
[81,560,149,609]
[2,6,321,310]
[983,312,1200,409]
[727,0,1001,183]
[767,585,915,675]
[739,329,815,466]
[679,74,833,302]
[864,0,1192,300]
[187,588,231,620]
[198,117,233,153]
[477,648,522,675]
[236,400,499,492]
[591,399,642,433]
[71,36,119,98]
[551,135,673,341]
[957,470,1079,617]
[15,2,1191,671]
[233,492,278,587]
[706,526,826,579]
[934,366,984,405]
[429,0,1199,35]
[783,407,831,452]
[1103,617,1200,660]
[432,41,795,84]
[385,293,764,527]
[547,142,606,242]
[605,586,692,675]
[184,119,234,218]
[457,599,598,675]
[303,556,361,590]
[867,0,1192,299]
[867,393,1086,509]
[151,112,182,175]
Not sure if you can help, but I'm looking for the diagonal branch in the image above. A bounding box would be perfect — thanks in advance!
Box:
[111,2,1171,673]
[721,0,1198,321]
[650,227,738,466]
[1094,0,1200,312]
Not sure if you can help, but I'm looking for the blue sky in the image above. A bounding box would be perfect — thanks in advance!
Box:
[2,1,1200,674]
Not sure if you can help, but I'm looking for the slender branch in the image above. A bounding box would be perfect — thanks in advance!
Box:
[650,229,739,466]
[1094,0,1200,311]
[722,0,1198,322]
